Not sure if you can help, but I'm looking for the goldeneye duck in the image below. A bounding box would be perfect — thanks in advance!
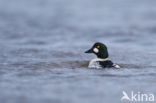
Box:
[85,42,120,69]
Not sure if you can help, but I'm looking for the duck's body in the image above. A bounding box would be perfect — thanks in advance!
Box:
[85,42,120,69]
[88,58,120,69]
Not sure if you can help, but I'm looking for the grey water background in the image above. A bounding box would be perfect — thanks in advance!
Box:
[0,0,156,103]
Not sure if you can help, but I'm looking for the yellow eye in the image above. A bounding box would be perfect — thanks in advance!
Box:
[97,45,100,48]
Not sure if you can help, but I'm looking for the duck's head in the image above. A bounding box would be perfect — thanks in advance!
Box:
[85,42,109,59]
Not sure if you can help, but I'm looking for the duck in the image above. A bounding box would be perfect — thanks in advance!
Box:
[85,42,120,69]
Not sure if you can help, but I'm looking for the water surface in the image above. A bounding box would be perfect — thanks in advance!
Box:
[0,0,156,103]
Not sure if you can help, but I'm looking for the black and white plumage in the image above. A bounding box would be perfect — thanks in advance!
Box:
[85,42,120,69]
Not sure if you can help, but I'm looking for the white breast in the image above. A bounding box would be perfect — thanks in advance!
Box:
[88,58,108,69]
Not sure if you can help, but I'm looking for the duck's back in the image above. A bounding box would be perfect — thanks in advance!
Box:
[99,60,114,68]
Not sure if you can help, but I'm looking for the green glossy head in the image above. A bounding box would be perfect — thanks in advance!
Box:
[85,42,109,59]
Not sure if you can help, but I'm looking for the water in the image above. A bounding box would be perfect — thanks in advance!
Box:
[0,0,156,103]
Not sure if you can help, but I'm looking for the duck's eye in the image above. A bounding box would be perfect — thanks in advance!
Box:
[97,45,100,48]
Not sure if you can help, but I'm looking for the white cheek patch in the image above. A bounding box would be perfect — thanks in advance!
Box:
[93,48,99,53]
